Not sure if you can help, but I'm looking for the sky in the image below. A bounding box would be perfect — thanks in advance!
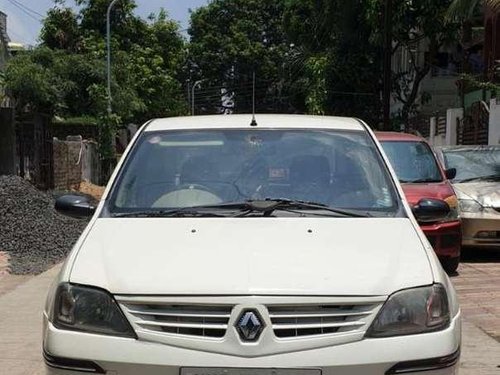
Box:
[1,0,209,46]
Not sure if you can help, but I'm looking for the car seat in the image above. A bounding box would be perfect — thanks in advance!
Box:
[289,155,331,203]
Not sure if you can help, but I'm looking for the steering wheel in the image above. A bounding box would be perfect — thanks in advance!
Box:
[152,183,223,208]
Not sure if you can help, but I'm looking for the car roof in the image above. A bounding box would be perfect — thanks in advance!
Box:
[145,114,365,132]
[375,131,426,142]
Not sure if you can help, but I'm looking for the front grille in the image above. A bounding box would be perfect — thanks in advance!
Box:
[267,303,377,338]
[117,296,385,356]
[120,303,233,338]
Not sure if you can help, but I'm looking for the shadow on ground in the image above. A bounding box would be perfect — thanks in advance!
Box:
[461,247,500,263]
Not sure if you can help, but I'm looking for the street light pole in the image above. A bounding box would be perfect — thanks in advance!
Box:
[191,79,204,116]
[107,0,120,115]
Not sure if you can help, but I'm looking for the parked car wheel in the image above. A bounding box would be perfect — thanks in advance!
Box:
[441,256,460,274]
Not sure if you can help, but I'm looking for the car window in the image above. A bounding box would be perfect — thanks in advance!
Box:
[381,141,443,183]
[109,129,398,216]
[443,148,500,182]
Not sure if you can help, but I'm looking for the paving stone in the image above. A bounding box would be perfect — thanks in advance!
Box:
[452,250,500,342]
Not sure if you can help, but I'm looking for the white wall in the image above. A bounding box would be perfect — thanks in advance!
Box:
[489,99,500,145]
[445,108,463,146]
[429,117,445,146]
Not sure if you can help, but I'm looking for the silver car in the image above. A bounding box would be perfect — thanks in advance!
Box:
[436,145,500,248]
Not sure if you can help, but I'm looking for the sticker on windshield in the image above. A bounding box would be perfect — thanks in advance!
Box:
[269,168,288,179]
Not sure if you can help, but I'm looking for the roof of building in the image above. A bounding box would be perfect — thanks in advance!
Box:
[146,114,366,132]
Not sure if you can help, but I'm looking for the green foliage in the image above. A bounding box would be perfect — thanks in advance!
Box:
[283,0,382,121]
[75,0,140,42]
[5,0,187,123]
[4,0,469,132]
[460,73,500,92]
[4,48,63,112]
[188,0,289,113]
[304,55,328,115]
[187,0,382,120]
[98,111,121,183]
[40,4,81,51]
[53,115,98,125]
[367,0,459,125]
[4,0,188,181]
[447,0,500,21]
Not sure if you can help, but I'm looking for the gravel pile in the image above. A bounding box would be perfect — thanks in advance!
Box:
[0,175,89,274]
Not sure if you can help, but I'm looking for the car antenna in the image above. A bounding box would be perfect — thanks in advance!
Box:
[250,71,258,127]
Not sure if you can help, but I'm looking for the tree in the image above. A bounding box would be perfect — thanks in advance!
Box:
[447,0,500,20]
[7,0,187,123]
[5,0,188,181]
[188,0,290,114]
[4,48,65,113]
[367,0,459,128]
[283,0,382,122]
[40,3,81,51]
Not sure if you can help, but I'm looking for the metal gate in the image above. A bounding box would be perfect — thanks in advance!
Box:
[16,114,54,189]
[408,115,431,138]
[458,101,489,145]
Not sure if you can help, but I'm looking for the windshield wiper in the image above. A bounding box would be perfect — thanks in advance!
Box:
[111,200,371,218]
[237,199,371,218]
[112,208,230,218]
[456,174,500,183]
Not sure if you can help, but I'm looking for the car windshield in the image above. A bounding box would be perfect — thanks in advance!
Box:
[442,147,500,182]
[381,141,443,183]
[109,129,398,216]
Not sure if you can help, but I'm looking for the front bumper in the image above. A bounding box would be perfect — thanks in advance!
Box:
[43,313,461,375]
[421,220,462,258]
[461,209,500,248]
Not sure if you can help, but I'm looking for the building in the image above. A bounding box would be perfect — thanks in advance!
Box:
[0,11,10,70]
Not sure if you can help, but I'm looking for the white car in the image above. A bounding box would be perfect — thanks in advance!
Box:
[44,115,461,375]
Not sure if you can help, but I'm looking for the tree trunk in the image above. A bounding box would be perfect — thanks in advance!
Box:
[402,66,431,131]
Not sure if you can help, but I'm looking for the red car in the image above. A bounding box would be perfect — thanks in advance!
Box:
[376,132,461,273]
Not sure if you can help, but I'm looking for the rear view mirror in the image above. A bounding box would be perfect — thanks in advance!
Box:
[55,194,96,219]
[445,168,457,180]
[412,198,450,223]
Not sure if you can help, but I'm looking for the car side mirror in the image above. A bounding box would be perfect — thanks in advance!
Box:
[445,168,457,180]
[412,198,451,223]
[55,194,96,219]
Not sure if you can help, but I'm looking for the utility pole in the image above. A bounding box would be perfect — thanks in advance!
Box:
[382,0,393,130]
[106,0,120,115]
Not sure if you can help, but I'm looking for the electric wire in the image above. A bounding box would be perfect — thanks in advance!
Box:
[3,0,42,22]
[8,0,44,18]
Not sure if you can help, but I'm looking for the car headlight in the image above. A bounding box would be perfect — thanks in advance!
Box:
[366,284,450,338]
[443,196,459,221]
[53,283,136,338]
[459,199,483,213]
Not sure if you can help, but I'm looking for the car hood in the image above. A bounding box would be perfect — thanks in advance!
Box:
[453,181,500,207]
[70,218,433,296]
[401,182,455,206]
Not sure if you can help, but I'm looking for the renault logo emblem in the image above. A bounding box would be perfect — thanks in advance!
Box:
[236,310,264,341]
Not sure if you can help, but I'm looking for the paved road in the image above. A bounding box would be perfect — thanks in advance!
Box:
[453,248,500,374]
[0,251,500,374]
[0,265,56,375]
[453,249,500,343]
